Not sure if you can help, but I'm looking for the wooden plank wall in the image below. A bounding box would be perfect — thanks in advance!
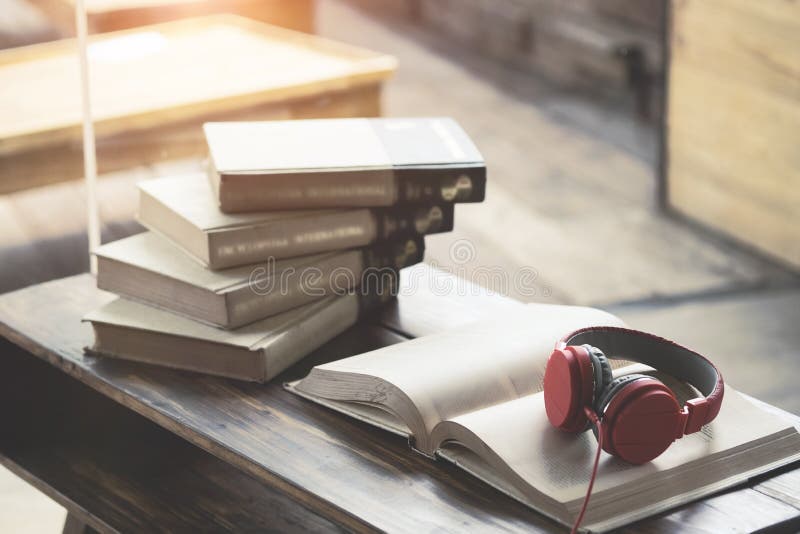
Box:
[666,0,800,269]
[350,0,665,120]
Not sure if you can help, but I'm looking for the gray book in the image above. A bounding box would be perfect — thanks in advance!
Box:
[205,117,486,212]
[95,231,423,329]
[138,173,451,269]
[84,283,396,383]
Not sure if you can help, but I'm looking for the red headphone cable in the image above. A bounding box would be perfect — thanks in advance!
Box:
[571,408,603,534]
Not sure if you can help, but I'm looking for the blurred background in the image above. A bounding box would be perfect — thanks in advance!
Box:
[0,0,798,531]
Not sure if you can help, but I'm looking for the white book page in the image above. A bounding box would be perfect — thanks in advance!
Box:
[313,305,623,440]
[442,388,799,505]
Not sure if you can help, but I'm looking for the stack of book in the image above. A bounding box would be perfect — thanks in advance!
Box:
[83,117,485,382]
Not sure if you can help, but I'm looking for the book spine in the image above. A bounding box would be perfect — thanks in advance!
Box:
[226,250,364,329]
[226,238,424,328]
[374,204,454,241]
[88,324,265,383]
[217,169,398,213]
[361,236,425,272]
[396,165,486,204]
[207,209,379,269]
[355,267,400,317]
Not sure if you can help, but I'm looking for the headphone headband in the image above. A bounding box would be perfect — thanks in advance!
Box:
[559,326,724,433]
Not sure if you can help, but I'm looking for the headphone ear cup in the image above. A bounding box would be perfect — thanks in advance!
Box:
[543,347,595,433]
[596,374,682,464]
[591,374,649,451]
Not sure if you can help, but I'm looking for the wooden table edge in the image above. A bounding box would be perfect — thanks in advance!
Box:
[0,318,381,533]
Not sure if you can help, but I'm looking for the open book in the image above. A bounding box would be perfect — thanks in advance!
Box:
[288,305,800,532]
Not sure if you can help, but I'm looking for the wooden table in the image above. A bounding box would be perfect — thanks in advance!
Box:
[0,269,798,533]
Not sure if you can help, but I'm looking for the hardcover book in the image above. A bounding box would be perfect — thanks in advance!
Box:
[84,275,398,383]
[138,173,451,269]
[204,118,486,212]
[94,231,423,329]
[288,306,800,532]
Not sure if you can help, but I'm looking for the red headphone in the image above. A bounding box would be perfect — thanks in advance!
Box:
[543,326,724,464]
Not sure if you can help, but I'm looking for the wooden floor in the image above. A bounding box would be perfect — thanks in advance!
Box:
[0,0,799,531]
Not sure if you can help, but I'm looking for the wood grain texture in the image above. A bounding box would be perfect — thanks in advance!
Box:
[0,341,345,534]
[27,0,316,35]
[666,0,800,269]
[0,275,553,533]
[615,486,800,533]
[754,469,800,511]
[61,515,99,534]
[0,273,798,532]
[0,14,393,193]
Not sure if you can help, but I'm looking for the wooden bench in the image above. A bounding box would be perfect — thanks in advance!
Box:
[27,0,316,35]
[0,269,798,533]
[0,15,395,194]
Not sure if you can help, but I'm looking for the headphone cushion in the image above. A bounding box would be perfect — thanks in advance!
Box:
[584,345,613,404]
[595,374,651,415]
[591,373,652,441]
